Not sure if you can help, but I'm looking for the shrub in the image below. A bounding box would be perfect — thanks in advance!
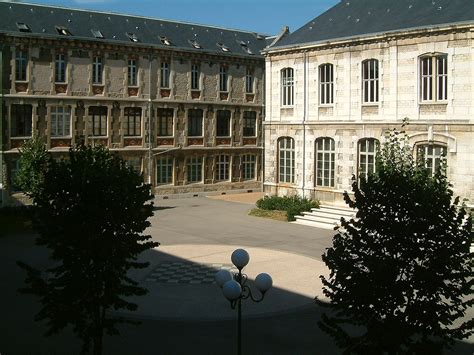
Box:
[256,195,319,221]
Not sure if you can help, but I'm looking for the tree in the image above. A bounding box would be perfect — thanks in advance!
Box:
[317,124,473,354]
[18,145,159,355]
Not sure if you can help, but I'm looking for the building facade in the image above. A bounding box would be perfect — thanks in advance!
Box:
[263,0,474,204]
[0,2,268,205]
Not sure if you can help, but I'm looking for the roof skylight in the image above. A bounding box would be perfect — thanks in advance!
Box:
[91,29,104,39]
[127,32,139,42]
[16,22,31,32]
[189,39,202,49]
[56,26,71,36]
[217,42,231,52]
[160,36,172,46]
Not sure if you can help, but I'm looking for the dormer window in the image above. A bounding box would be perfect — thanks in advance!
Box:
[91,29,104,39]
[160,36,172,46]
[126,32,139,43]
[217,43,231,52]
[239,41,253,54]
[55,26,71,36]
[16,22,31,33]
[189,39,202,49]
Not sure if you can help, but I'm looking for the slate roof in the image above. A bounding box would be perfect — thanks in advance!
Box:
[0,2,269,58]
[271,0,474,50]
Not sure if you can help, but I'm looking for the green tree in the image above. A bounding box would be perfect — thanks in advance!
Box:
[318,125,473,354]
[18,145,159,355]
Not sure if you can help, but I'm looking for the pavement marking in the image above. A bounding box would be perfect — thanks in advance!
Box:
[145,262,238,284]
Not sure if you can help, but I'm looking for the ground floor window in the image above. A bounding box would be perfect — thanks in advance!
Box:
[315,137,335,188]
[11,104,32,137]
[358,138,379,180]
[156,157,173,185]
[9,159,22,191]
[216,155,230,181]
[50,106,71,137]
[89,106,108,136]
[242,154,256,180]
[124,107,142,137]
[125,157,142,174]
[416,144,447,176]
[278,137,295,183]
[187,157,203,183]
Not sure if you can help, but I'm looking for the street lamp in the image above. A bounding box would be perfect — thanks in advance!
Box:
[215,248,273,355]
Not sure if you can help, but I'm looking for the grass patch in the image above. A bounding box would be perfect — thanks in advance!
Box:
[0,206,34,237]
[248,208,288,222]
[255,195,319,221]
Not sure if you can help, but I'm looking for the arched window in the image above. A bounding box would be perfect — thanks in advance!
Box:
[315,137,335,188]
[416,143,447,176]
[362,59,379,104]
[358,138,379,180]
[319,63,334,105]
[278,137,295,183]
[281,68,294,106]
[420,54,448,102]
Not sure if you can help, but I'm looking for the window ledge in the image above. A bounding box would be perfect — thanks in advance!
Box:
[124,135,143,138]
[419,101,448,106]
[10,136,32,139]
[361,103,379,107]
[15,80,29,84]
[280,106,294,110]
[319,104,334,108]
[51,136,72,139]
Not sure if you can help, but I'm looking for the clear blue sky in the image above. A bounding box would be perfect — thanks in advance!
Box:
[22,0,339,35]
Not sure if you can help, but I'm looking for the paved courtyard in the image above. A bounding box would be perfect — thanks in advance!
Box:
[0,194,473,354]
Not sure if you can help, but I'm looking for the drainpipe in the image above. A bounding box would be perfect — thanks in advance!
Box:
[261,62,265,193]
[302,51,308,199]
[0,44,5,207]
[147,48,153,185]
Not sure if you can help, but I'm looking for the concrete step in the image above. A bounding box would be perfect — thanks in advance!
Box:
[301,212,342,223]
[293,217,337,230]
[293,203,356,230]
[310,208,354,218]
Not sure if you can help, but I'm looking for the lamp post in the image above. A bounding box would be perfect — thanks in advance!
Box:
[215,249,273,355]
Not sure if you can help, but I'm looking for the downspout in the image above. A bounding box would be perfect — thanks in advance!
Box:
[302,51,308,198]
[147,48,153,185]
[0,43,5,207]
[261,61,265,193]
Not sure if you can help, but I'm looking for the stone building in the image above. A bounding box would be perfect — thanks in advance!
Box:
[0,2,268,205]
[263,0,474,205]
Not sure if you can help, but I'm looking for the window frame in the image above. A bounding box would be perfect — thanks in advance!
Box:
[245,67,254,94]
[362,59,379,105]
[128,59,138,87]
[92,56,103,85]
[319,63,334,106]
[216,110,231,137]
[242,154,256,180]
[124,157,143,174]
[89,106,108,137]
[358,138,379,180]
[55,53,67,83]
[187,109,203,137]
[160,61,170,88]
[15,49,28,82]
[50,106,72,138]
[10,104,33,138]
[215,155,230,182]
[278,137,295,184]
[191,64,200,90]
[315,137,336,188]
[219,65,228,92]
[156,156,174,185]
[186,156,203,184]
[123,107,142,137]
[281,67,294,107]
[157,108,174,137]
[416,143,447,176]
[242,111,257,137]
[419,54,448,103]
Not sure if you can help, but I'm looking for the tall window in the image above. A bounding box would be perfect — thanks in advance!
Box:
[358,138,379,180]
[160,61,170,88]
[420,55,448,102]
[362,59,379,104]
[128,59,137,86]
[92,56,103,85]
[242,154,256,180]
[219,65,228,92]
[10,104,32,137]
[278,137,295,183]
[156,157,173,185]
[188,109,203,137]
[216,155,230,181]
[157,108,174,137]
[245,68,254,93]
[51,106,71,137]
[125,157,142,174]
[216,110,231,137]
[417,144,447,176]
[319,63,334,105]
[124,107,142,136]
[243,111,256,137]
[15,49,28,81]
[55,53,67,83]
[89,106,107,136]
[315,137,335,188]
[187,157,203,183]
[281,68,294,106]
[191,64,200,90]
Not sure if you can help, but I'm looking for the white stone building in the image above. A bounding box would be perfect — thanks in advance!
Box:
[262,0,474,205]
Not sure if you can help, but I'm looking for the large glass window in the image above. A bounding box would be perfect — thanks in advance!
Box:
[216,110,231,137]
[417,144,447,176]
[358,138,379,180]
[188,109,203,137]
[362,59,379,104]
[243,111,257,137]
[92,56,103,85]
[187,157,203,183]
[216,155,230,181]
[278,137,295,183]
[128,59,137,86]
[15,49,28,81]
[219,65,228,92]
[315,137,335,188]
[242,154,256,180]
[191,64,200,90]
[319,63,334,105]
[124,107,142,136]
[55,53,67,83]
[245,67,254,93]
[281,68,294,106]
[160,61,170,88]
[420,55,448,102]
[89,106,107,136]
[156,157,173,185]
[157,108,174,137]
[51,106,71,137]
[11,104,32,137]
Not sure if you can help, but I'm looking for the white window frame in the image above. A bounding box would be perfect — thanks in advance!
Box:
[128,59,138,86]
[243,111,257,137]
[156,157,174,185]
[89,106,108,137]
[416,144,447,176]
[362,59,379,104]
[15,49,28,82]
[278,137,295,184]
[420,54,448,103]
[157,108,174,137]
[281,68,294,107]
[245,67,254,94]
[92,56,103,85]
[242,154,256,180]
[191,64,200,90]
[315,137,335,188]
[216,155,230,181]
[50,106,71,137]
[319,63,334,105]
[219,65,228,92]
[358,138,378,180]
[187,156,203,183]
[160,61,170,88]
[55,53,67,83]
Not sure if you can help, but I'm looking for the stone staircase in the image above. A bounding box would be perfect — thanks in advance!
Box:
[294,204,357,230]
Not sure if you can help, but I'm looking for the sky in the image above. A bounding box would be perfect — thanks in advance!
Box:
[15,0,340,35]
